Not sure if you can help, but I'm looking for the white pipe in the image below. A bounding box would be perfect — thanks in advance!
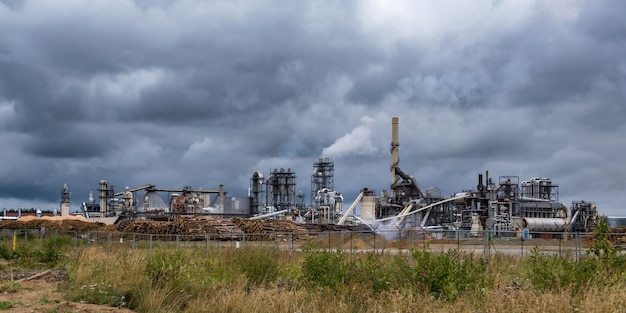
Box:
[394,202,414,227]
[250,209,289,220]
[519,196,551,202]
[377,194,467,223]
[569,209,581,231]
[337,190,365,225]
[420,204,433,228]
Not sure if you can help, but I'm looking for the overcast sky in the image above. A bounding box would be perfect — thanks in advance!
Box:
[1,0,625,215]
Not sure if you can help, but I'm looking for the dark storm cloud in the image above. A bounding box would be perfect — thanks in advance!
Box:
[0,0,625,214]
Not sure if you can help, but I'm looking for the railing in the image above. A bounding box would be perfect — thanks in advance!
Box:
[1,228,618,259]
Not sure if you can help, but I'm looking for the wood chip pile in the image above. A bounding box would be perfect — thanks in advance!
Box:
[0,219,108,232]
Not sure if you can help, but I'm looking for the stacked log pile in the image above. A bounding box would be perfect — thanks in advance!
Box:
[230,217,313,241]
[117,216,243,240]
[608,227,626,244]
[1,215,378,242]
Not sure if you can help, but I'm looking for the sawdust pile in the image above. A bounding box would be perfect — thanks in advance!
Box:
[0,217,108,232]
[305,232,391,250]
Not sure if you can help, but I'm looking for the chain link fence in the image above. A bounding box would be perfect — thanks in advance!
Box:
[2,227,618,259]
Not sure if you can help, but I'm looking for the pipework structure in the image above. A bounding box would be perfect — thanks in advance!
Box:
[311,158,334,204]
[60,183,70,216]
[250,171,265,215]
[377,117,425,219]
[265,168,297,212]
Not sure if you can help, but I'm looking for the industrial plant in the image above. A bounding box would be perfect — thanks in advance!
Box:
[60,117,598,234]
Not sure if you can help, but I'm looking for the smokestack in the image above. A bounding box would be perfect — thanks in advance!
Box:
[219,184,225,214]
[391,117,399,188]
[99,180,108,218]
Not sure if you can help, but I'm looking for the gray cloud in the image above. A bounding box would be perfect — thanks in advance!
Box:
[0,0,625,215]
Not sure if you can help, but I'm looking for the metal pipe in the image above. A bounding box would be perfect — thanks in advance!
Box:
[337,190,365,225]
[250,209,289,220]
[394,202,415,227]
[523,217,566,232]
[378,194,468,223]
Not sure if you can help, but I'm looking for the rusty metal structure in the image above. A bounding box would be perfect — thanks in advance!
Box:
[72,117,598,232]
[338,116,598,234]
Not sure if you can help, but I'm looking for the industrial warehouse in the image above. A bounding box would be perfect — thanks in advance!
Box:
[19,117,598,238]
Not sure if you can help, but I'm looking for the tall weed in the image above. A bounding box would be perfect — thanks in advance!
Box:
[236,247,280,285]
[411,249,488,300]
[301,249,346,289]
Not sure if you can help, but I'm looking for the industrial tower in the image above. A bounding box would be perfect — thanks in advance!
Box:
[311,158,334,204]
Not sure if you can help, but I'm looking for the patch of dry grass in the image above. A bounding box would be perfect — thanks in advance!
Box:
[62,246,626,313]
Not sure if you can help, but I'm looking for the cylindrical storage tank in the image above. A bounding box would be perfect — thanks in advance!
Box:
[522,217,566,232]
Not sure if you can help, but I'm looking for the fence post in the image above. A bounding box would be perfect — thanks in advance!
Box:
[340,231,344,253]
[176,234,179,251]
[483,229,489,260]
[328,231,331,251]
[398,228,402,253]
[206,234,209,257]
[289,232,293,251]
[575,232,580,262]
[350,231,353,253]
[149,234,153,256]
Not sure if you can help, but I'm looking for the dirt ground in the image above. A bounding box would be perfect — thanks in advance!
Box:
[0,272,134,313]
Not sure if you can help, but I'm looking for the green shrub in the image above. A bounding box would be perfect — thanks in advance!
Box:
[0,246,13,260]
[0,300,21,310]
[526,218,626,293]
[411,249,487,300]
[302,249,346,289]
[348,252,411,292]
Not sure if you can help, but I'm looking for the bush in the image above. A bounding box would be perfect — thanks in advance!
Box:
[411,249,488,300]
[348,252,412,292]
[525,217,626,293]
[302,249,346,289]
[145,250,187,287]
[237,247,280,285]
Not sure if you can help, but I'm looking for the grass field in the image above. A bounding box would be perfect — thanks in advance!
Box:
[1,219,626,312]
